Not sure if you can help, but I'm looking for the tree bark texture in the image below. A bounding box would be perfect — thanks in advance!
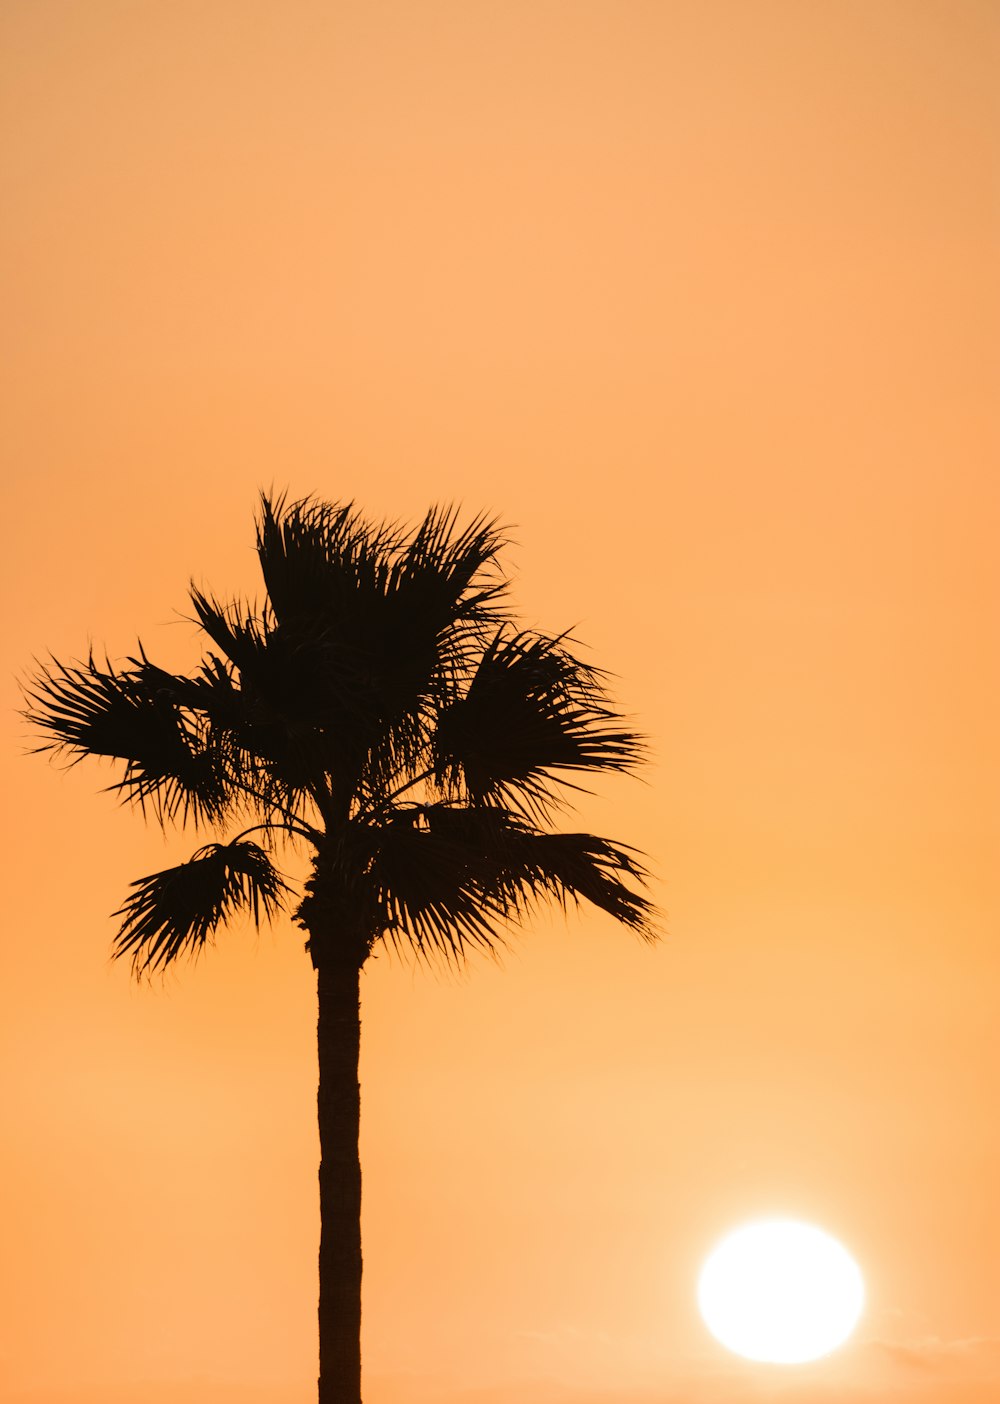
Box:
[316,958,363,1404]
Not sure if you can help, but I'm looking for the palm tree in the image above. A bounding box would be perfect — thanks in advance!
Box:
[23,492,657,1404]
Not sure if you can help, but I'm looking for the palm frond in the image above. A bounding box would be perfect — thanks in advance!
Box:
[188,587,272,674]
[389,504,509,643]
[255,492,403,631]
[362,806,509,960]
[510,828,656,937]
[366,803,657,963]
[433,630,644,820]
[366,504,511,763]
[128,650,319,828]
[113,840,289,975]
[22,653,232,825]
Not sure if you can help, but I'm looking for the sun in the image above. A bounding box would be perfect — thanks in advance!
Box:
[697,1219,865,1364]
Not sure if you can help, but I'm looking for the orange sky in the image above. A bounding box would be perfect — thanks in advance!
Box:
[2,2,998,1401]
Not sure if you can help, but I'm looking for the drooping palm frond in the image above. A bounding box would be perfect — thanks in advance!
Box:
[113,840,289,975]
[365,803,657,963]
[360,806,510,959]
[506,828,655,935]
[22,653,232,825]
[432,630,645,820]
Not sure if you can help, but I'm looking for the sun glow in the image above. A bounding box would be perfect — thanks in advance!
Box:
[697,1220,865,1364]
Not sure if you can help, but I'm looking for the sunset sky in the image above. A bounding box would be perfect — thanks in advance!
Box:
[2,2,998,1401]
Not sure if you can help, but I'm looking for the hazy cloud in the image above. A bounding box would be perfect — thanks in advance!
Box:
[870,1332,1000,1376]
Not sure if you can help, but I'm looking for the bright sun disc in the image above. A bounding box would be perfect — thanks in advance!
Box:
[697,1220,865,1364]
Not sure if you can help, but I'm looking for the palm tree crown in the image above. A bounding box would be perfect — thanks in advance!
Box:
[25,492,656,972]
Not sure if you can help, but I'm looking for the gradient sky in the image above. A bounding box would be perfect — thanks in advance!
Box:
[2,2,998,1401]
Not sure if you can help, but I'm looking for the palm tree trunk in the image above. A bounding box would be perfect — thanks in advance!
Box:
[316,957,363,1404]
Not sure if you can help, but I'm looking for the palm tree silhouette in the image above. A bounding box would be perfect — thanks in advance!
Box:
[23,492,657,1403]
